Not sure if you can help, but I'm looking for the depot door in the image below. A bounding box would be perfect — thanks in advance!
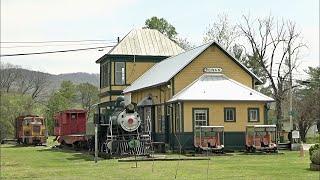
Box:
[143,106,152,133]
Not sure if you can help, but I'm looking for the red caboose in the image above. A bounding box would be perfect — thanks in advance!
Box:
[54,109,88,148]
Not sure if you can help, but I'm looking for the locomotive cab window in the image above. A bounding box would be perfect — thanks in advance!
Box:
[115,62,125,85]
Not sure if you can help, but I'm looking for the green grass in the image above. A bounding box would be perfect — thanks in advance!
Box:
[1,140,319,179]
[306,134,320,144]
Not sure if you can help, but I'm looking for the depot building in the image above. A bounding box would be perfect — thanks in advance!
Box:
[97,28,274,150]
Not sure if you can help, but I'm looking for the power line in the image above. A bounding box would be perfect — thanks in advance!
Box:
[0,39,115,44]
[0,45,114,57]
[1,42,117,49]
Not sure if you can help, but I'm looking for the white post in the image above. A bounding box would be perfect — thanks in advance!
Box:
[288,44,293,132]
[94,123,98,163]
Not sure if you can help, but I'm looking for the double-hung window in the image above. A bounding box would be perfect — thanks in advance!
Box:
[248,108,260,122]
[115,62,125,85]
[224,108,236,122]
[193,109,208,127]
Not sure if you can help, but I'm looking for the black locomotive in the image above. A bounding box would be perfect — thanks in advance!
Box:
[95,97,151,156]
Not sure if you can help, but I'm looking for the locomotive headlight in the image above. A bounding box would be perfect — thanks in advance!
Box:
[128,118,134,125]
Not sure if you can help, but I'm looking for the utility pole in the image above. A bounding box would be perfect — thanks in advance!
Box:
[288,44,293,132]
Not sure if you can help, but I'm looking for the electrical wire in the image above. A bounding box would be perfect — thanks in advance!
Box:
[0,39,115,44]
[0,45,114,57]
[1,42,117,49]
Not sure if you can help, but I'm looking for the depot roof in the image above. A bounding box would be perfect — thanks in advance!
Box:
[168,74,274,102]
[96,28,184,63]
[123,41,263,93]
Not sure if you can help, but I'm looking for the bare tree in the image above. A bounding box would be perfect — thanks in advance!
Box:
[0,63,20,92]
[175,37,195,50]
[239,15,306,130]
[15,70,34,95]
[203,13,239,50]
[29,71,50,101]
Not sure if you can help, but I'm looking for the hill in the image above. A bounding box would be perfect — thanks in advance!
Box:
[49,72,99,89]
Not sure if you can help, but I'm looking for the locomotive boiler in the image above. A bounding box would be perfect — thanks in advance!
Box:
[97,97,151,156]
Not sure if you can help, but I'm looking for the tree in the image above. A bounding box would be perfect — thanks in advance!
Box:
[239,15,306,130]
[145,16,194,50]
[293,67,320,142]
[0,93,33,140]
[0,63,20,93]
[203,14,239,51]
[145,16,178,40]
[77,83,99,119]
[175,37,195,50]
[45,81,77,134]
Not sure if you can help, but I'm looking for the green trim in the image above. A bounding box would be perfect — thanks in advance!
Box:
[99,90,123,97]
[264,104,268,125]
[96,54,169,64]
[247,108,260,122]
[109,61,112,102]
[251,78,255,89]
[224,131,246,150]
[181,102,184,132]
[171,78,175,96]
[224,107,236,122]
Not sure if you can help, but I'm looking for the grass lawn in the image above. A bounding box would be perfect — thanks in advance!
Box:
[1,140,319,179]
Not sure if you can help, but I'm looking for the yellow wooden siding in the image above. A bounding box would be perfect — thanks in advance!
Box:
[183,101,265,132]
[100,61,156,103]
[131,85,171,105]
[100,87,110,93]
[174,46,253,94]
[126,62,155,84]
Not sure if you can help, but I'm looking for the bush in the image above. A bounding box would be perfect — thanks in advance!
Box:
[309,143,320,157]
[310,150,320,165]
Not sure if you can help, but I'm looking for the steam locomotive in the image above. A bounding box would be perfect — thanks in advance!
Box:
[96,97,152,156]
[54,96,151,157]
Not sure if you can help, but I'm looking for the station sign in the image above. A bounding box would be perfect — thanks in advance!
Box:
[292,130,300,139]
[203,67,223,73]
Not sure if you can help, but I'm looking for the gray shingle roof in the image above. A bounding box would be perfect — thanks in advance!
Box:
[108,28,184,56]
[123,41,263,93]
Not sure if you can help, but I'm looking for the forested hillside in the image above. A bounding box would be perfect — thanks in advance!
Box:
[0,63,100,139]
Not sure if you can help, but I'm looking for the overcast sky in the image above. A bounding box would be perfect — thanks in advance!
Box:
[1,0,319,79]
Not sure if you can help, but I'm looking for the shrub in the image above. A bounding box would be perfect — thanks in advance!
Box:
[310,150,320,165]
[309,143,320,156]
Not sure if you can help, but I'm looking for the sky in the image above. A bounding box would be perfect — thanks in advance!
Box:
[1,0,319,79]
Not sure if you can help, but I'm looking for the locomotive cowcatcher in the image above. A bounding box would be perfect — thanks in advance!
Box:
[15,115,47,145]
[54,109,88,149]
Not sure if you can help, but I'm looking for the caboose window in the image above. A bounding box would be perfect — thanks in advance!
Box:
[115,62,125,85]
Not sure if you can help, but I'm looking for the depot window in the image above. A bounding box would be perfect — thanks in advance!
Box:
[115,62,125,85]
[193,108,208,127]
[100,62,110,88]
[248,108,260,122]
[224,108,236,122]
